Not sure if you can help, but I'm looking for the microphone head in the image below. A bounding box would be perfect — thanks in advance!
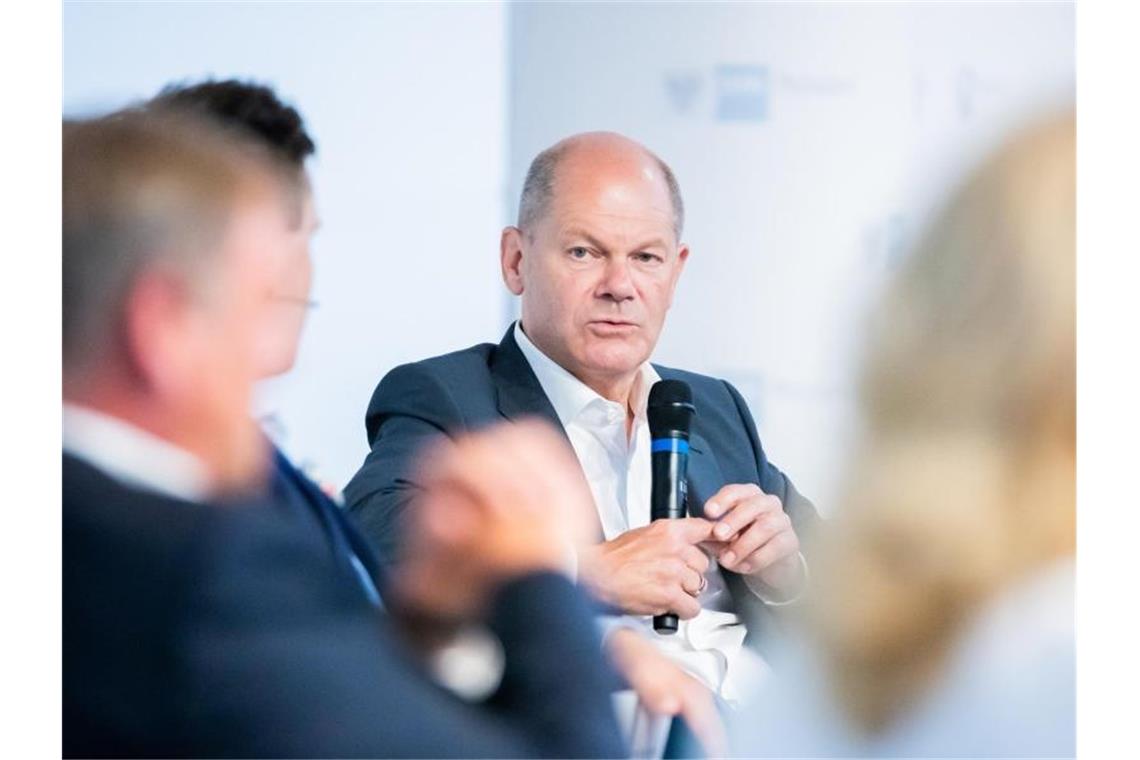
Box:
[648,379,695,438]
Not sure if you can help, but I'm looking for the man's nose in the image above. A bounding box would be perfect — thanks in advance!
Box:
[597,258,636,302]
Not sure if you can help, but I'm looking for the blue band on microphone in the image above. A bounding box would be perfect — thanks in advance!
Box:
[651,438,689,454]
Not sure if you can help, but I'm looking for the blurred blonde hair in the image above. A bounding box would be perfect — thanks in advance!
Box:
[809,113,1075,734]
[63,111,289,380]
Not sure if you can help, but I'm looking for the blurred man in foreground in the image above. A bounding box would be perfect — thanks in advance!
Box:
[345,131,822,752]
[730,114,1075,756]
[148,79,383,604]
[62,112,624,757]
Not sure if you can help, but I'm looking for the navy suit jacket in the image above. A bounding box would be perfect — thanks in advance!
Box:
[63,453,625,758]
[344,326,821,652]
[268,445,384,604]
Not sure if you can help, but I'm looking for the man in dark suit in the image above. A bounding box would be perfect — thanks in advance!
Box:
[344,132,822,748]
[148,79,384,604]
[63,112,624,757]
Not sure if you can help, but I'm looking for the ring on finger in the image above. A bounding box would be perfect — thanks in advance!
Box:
[693,574,707,596]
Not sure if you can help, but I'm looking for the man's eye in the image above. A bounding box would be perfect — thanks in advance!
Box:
[569,247,590,259]
[635,252,661,263]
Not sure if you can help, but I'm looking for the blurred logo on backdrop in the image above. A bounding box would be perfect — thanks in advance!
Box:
[715,65,769,122]
[664,70,703,115]
[664,64,864,123]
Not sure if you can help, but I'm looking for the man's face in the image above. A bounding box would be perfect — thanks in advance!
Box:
[182,193,293,489]
[255,188,318,378]
[508,152,688,392]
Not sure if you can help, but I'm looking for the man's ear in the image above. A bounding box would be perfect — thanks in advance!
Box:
[123,271,195,399]
[667,243,690,307]
[500,226,525,296]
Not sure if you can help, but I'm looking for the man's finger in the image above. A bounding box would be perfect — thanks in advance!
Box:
[710,497,762,542]
[500,419,583,493]
[680,544,711,576]
[468,423,566,514]
[669,590,702,620]
[665,517,717,545]
[720,512,788,568]
[702,482,763,518]
[418,482,480,546]
[678,684,728,757]
[697,539,729,556]
[640,687,680,716]
[712,492,783,541]
[740,528,800,575]
[435,433,529,514]
[681,566,705,597]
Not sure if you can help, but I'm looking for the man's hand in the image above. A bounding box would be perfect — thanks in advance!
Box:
[578,518,714,618]
[606,628,727,757]
[390,419,596,624]
[703,483,804,598]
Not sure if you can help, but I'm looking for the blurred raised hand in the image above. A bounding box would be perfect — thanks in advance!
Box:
[606,627,727,757]
[389,418,597,624]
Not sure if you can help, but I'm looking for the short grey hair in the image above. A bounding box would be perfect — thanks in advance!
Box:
[63,111,284,375]
[517,140,685,241]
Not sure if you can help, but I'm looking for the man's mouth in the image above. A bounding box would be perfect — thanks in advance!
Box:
[588,320,639,333]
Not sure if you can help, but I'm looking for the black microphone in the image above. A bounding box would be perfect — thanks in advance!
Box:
[648,379,696,635]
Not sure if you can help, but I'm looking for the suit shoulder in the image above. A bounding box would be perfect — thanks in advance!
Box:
[651,365,757,441]
[363,340,502,443]
[63,456,219,575]
[378,341,497,391]
[653,364,737,402]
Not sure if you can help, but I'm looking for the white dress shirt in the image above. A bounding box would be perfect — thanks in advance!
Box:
[514,323,770,704]
[63,403,210,502]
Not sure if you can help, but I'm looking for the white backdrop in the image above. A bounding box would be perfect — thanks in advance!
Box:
[64,2,1073,507]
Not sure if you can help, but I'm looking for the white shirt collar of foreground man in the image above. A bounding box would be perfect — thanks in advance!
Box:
[63,403,209,503]
[512,321,769,706]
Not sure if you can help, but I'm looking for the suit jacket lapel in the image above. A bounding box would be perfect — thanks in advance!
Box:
[490,325,608,539]
[273,446,388,598]
[490,325,566,436]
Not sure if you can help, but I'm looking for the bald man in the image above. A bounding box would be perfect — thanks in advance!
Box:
[344,133,821,749]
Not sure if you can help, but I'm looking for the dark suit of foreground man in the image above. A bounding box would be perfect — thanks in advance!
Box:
[63,454,619,758]
[346,132,822,748]
[62,113,623,758]
[269,444,384,602]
